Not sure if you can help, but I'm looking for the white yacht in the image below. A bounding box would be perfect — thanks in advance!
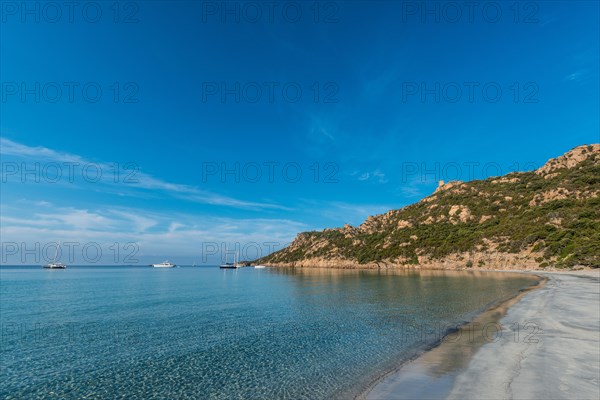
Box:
[254,265,266,269]
[44,244,66,269]
[44,262,66,269]
[220,250,241,269]
[152,260,176,268]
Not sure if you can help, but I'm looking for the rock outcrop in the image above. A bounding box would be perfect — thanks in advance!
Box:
[257,144,600,270]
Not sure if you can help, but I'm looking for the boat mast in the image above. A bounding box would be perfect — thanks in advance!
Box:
[53,242,60,262]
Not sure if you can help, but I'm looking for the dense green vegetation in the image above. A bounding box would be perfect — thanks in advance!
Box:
[260,146,600,269]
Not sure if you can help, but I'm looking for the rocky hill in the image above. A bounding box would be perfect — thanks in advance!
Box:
[258,144,600,270]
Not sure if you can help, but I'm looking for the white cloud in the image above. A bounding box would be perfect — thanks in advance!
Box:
[1,203,306,263]
[35,209,115,231]
[354,169,388,184]
[168,222,184,233]
[0,137,286,210]
[108,210,158,232]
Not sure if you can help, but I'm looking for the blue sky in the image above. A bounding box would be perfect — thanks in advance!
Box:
[1,1,599,264]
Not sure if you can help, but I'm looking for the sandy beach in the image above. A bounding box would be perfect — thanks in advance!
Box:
[365,270,600,400]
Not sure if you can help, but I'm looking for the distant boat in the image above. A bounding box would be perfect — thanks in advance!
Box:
[220,250,242,269]
[44,243,66,269]
[152,261,176,268]
[254,265,266,269]
[44,262,66,269]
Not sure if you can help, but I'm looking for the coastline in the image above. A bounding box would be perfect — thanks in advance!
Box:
[357,270,545,400]
[362,269,600,400]
[261,257,594,272]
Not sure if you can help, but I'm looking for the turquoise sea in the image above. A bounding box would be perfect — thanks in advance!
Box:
[0,266,536,399]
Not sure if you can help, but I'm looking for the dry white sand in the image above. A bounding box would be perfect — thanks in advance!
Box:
[366,270,600,400]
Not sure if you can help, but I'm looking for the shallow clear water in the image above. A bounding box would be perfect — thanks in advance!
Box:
[0,266,536,399]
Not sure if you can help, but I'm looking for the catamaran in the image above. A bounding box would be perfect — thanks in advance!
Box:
[44,243,66,269]
[152,260,176,268]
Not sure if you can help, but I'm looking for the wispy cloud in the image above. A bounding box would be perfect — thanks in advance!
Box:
[300,199,397,228]
[396,174,437,198]
[362,68,398,98]
[0,137,286,210]
[108,210,158,232]
[1,202,306,263]
[352,169,388,184]
[564,68,595,84]
[1,138,84,163]
[306,114,337,145]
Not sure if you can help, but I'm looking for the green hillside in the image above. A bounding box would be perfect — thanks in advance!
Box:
[259,144,600,270]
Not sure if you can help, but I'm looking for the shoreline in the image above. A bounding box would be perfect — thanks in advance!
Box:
[357,270,545,400]
[261,260,596,273]
[362,269,600,400]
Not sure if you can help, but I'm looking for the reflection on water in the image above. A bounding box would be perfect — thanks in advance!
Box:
[0,266,537,399]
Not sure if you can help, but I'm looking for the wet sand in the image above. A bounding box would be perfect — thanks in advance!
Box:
[364,270,600,400]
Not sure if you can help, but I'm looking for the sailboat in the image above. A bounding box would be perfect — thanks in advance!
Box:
[44,243,66,269]
[219,249,241,269]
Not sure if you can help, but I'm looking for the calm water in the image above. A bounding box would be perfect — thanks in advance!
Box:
[0,266,537,399]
